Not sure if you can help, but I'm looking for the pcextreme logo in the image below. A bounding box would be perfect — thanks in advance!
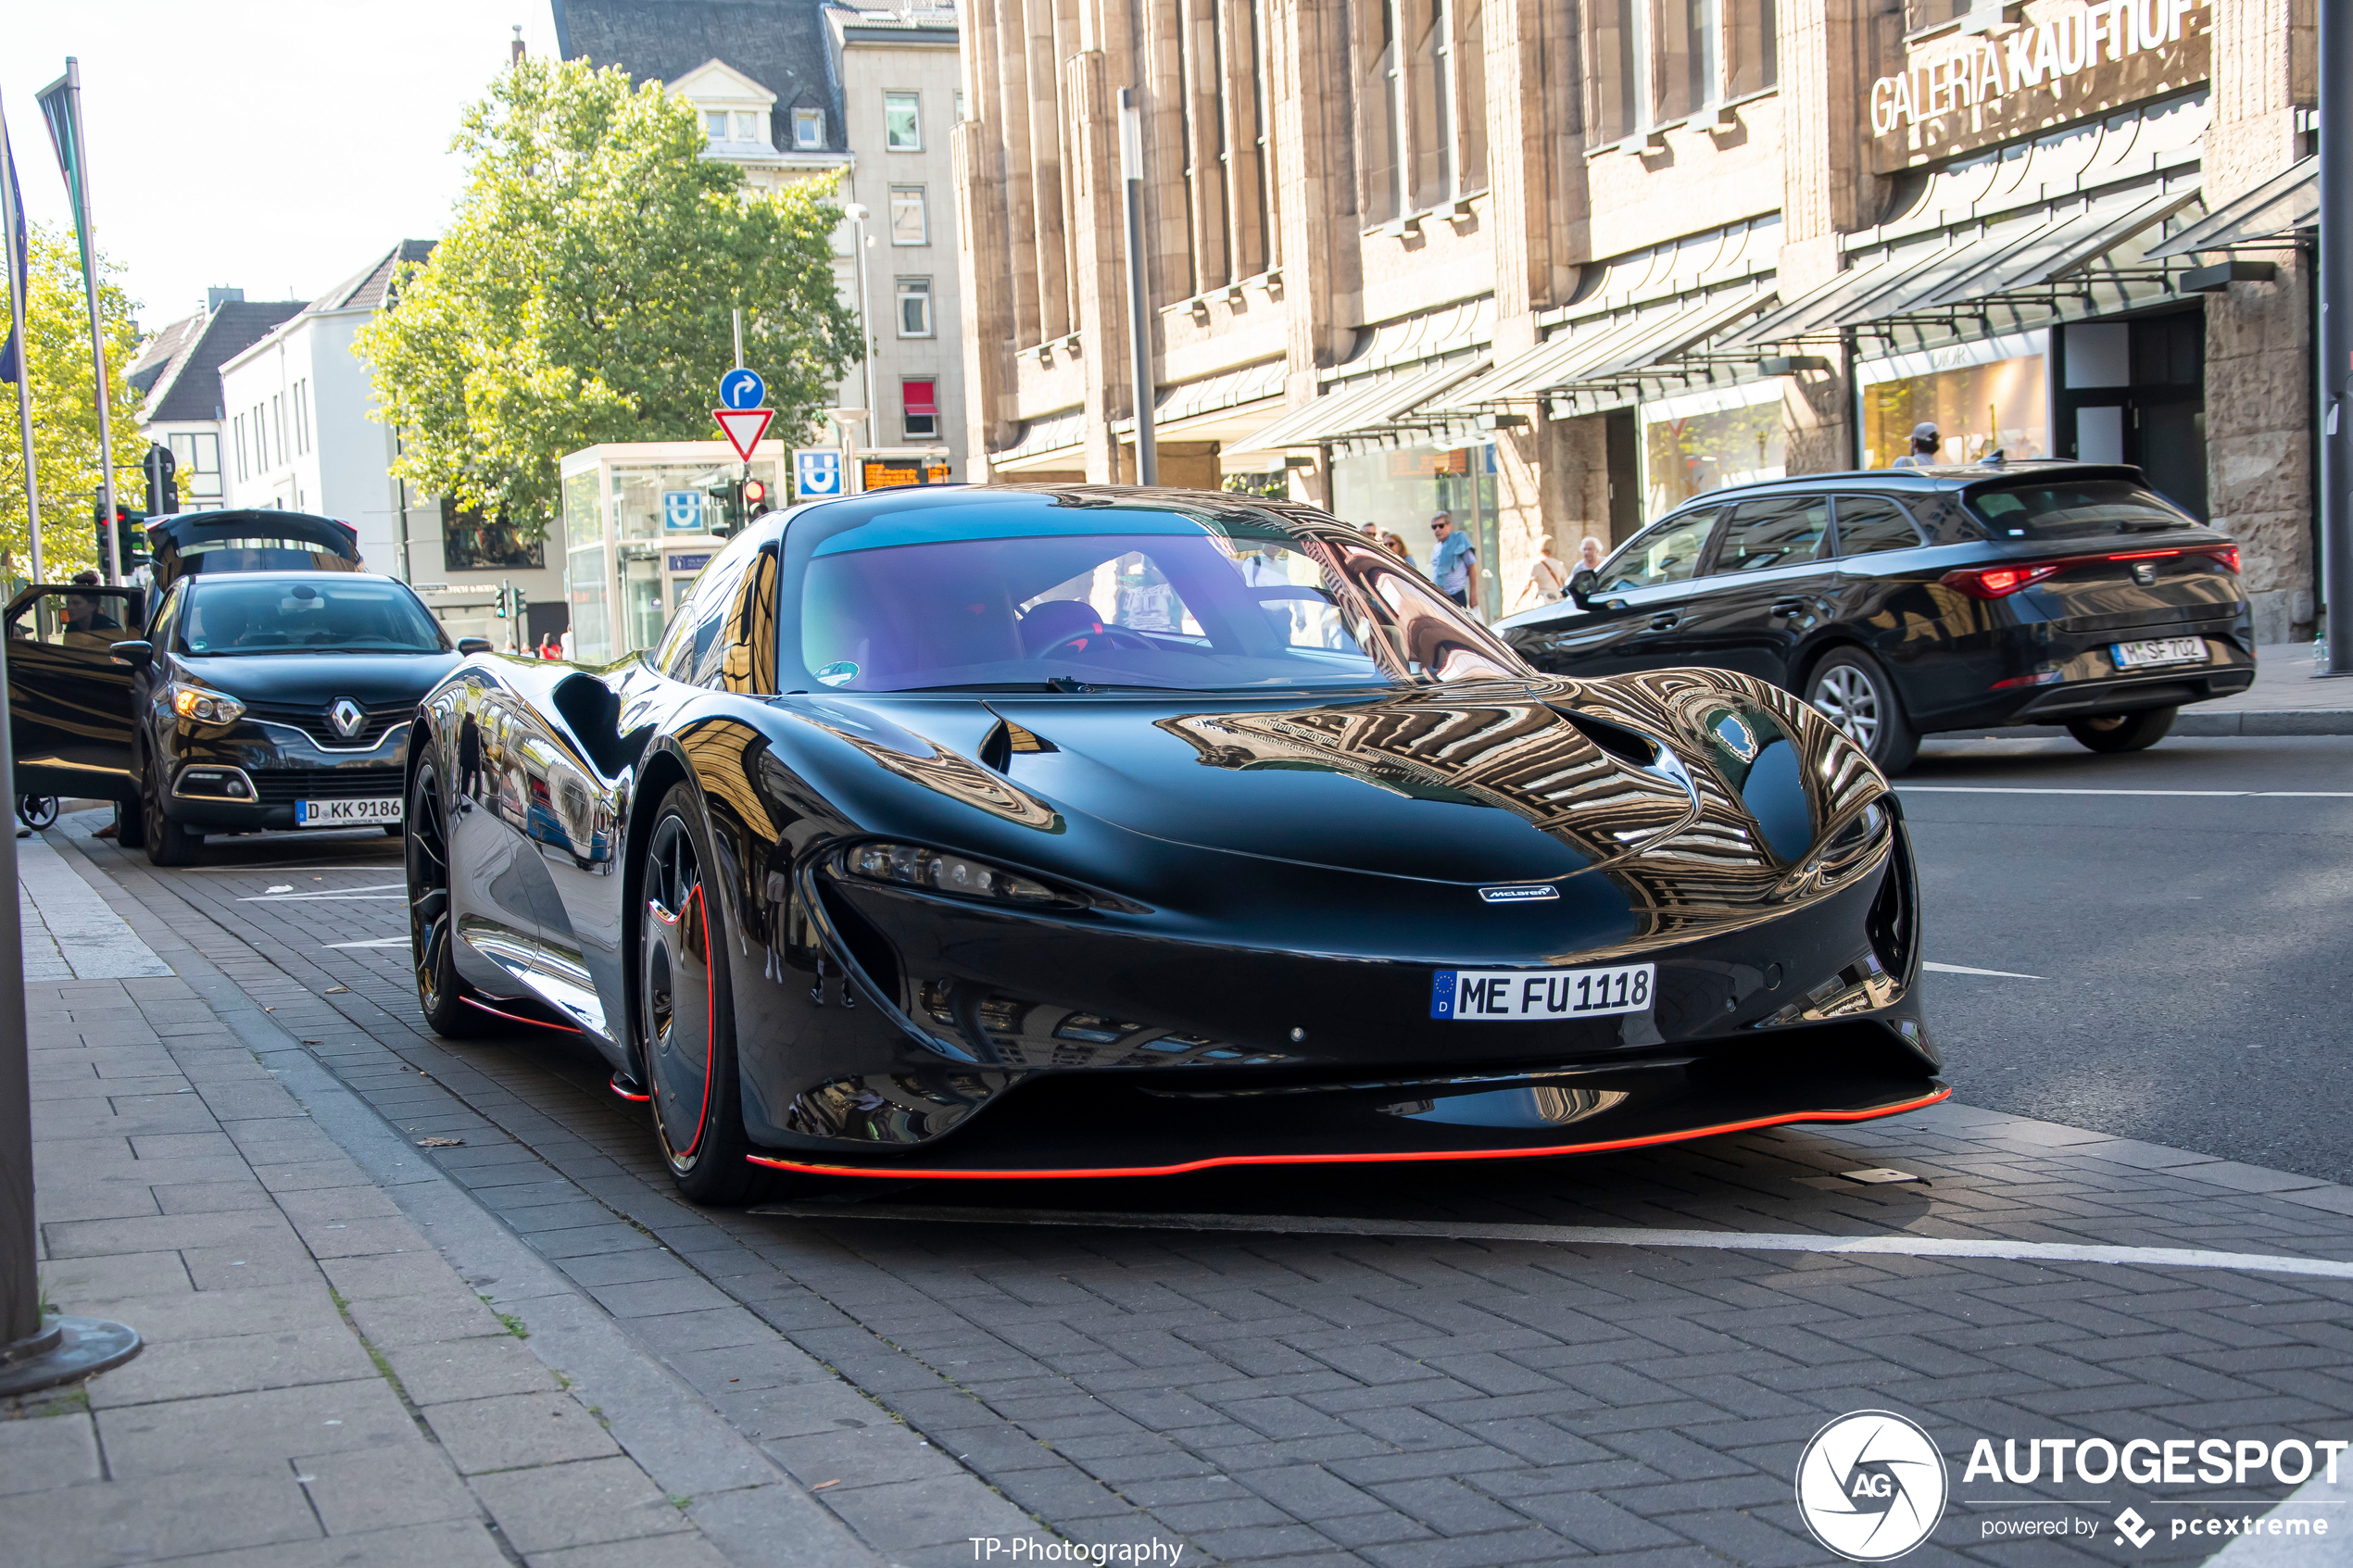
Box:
[1794,1411,1950,1562]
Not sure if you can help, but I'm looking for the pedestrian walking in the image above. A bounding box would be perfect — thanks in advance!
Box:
[1512,535,1570,611]
[1890,422,1941,469]
[1579,535,1605,572]
[1428,511,1478,610]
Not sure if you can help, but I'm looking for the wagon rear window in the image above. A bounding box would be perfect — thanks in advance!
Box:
[1966,480,2196,541]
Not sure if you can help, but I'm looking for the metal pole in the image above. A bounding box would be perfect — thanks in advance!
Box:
[2323,0,2353,674]
[0,93,42,584]
[62,63,120,585]
[0,583,140,1391]
[1118,88,1156,487]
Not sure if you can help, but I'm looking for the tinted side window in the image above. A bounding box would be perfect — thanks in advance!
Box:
[1600,511,1715,591]
[1706,495,1827,575]
[712,545,780,693]
[1832,496,1925,557]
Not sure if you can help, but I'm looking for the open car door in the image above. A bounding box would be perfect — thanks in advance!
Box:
[6,583,145,804]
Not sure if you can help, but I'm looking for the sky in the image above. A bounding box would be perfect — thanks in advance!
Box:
[4,2,564,333]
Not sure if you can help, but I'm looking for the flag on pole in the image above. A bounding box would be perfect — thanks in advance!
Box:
[0,116,27,387]
[32,75,86,278]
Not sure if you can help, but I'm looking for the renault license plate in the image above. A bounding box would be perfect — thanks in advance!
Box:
[2112,636,2207,671]
[295,797,403,828]
[1432,962,1654,1021]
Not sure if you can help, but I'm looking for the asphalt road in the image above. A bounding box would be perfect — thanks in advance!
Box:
[1903,732,2353,1185]
[80,729,2353,1188]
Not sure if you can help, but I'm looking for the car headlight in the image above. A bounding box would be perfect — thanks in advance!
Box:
[840,842,1063,905]
[169,683,245,725]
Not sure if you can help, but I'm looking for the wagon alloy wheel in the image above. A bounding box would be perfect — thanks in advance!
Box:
[1806,648,1919,775]
[407,750,489,1036]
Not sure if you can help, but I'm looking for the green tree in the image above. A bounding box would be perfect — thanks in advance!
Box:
[0,220,145,583]
[357,57,861,534]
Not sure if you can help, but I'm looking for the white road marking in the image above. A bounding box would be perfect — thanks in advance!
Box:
[1903,786,2353,798]
[240,883,406,902]
[324,937,409,950]
[751,1204,2353,1282]
[1924,961,2045,979]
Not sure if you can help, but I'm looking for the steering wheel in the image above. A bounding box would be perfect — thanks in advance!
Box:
[1038,625,1156,660]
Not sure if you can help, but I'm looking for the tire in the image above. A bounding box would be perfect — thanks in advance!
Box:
[1806,647,1919,776]
[407,746,495,1037]
[18,796,57,831]
[114,794,145,850]
[2067,706,2177,754]
[639,783,769,1205]
[142,766,202,867]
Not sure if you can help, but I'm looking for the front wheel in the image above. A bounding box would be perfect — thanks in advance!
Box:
[1806,648,1919,776]
[408,746,494,1037]
[639,784,768,1206]
[2068,706,2176,753]
[138,766,201,865]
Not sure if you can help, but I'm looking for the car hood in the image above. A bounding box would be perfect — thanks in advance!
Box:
[172,651,461,704]
[845,684,1709,887]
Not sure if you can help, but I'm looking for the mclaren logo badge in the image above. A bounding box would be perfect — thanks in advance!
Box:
[328,698,366,740]
[1478,885,1558,904]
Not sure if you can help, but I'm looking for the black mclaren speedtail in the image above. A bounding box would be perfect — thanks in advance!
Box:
[405,485,1944,1204]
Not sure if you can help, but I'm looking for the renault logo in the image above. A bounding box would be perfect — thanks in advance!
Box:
[328,699,366,740]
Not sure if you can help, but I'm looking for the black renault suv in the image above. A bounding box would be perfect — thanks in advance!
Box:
[1498,462,2251,773]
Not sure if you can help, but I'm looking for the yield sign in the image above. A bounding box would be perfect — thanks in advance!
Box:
[712,407,775,461]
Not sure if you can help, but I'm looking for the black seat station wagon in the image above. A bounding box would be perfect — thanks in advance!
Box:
[1497,461,2251,773]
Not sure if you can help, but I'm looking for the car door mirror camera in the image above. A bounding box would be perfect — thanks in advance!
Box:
[1567,568,1598,609]
[457,636,494,655]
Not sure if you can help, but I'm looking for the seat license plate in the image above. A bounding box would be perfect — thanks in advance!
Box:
[295,797,403,827]
[1432,962,1655,1021]
[2112,636,2207,671]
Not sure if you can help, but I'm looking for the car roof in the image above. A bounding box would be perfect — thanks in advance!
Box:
[182,571,413,590]
[1662,460,2148,509]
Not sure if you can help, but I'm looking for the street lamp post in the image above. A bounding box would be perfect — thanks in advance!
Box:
[839,203,877,474]
[2322,0,2352,674]
[1118,88,1156,486]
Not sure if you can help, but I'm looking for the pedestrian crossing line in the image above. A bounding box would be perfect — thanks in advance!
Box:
[751,1205,2353,1281]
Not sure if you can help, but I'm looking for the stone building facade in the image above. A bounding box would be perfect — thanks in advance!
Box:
[953,0,2317,639]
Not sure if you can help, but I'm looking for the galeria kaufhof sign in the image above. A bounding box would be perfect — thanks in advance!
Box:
[1869,0,2210,171]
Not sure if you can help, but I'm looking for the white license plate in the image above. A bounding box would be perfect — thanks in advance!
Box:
[2112,636,2208,671]
[1432,963,1655,1021]
[295,797,403,827]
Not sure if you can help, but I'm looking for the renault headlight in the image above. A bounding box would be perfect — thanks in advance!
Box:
[169,683,245,725]
[840,842,1064,906]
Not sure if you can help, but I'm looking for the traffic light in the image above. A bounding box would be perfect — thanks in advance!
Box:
[741,477,767,513]
[142,443,178,516]
[510,584,528,622]
[92,501,151,574]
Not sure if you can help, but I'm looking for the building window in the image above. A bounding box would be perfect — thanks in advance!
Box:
[170,432,222,503]
[901,377,938,439]
[953,90,965,122]
[889,184,927,245]
[1658,0,1718,124]
[793,107,824,147]
[885,93,921,151]
[1589,0,1642,142]
[1728,0,1778,96]
[896,277,933,337]
[704,109,728,139]
[441,498,547,571]
[733,109,765,142]
[1363,0,1401,224]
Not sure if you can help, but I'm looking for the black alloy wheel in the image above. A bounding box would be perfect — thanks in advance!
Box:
[408,747,492,1037]
[639,784,766,1205]
[2067,706,2177,754]
[142,762,202,867]
[1806,647,1920,776]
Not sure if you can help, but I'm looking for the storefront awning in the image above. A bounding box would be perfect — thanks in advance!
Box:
[2145,157,2316,259]
[1730,182,2199,345]
[1466,287,1778,406]
[990,406,1085,473]
[1229,354,1489,454]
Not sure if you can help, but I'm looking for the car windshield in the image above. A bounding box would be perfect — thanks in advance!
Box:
[1967,479,2196,541]
[179,579,446,656]
[796,505,1524,693]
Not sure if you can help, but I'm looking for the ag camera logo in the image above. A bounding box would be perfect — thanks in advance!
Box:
[1795,1411,1949,1562]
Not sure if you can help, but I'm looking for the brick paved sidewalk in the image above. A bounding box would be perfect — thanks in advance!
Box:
[0,837,891,1568]
[19,816,2353,1567]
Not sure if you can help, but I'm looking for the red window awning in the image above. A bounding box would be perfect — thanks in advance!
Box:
[902,378,937,417]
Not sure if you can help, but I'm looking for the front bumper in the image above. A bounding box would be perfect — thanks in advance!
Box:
[737,824,1939,1176]
[160,724,409,832]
